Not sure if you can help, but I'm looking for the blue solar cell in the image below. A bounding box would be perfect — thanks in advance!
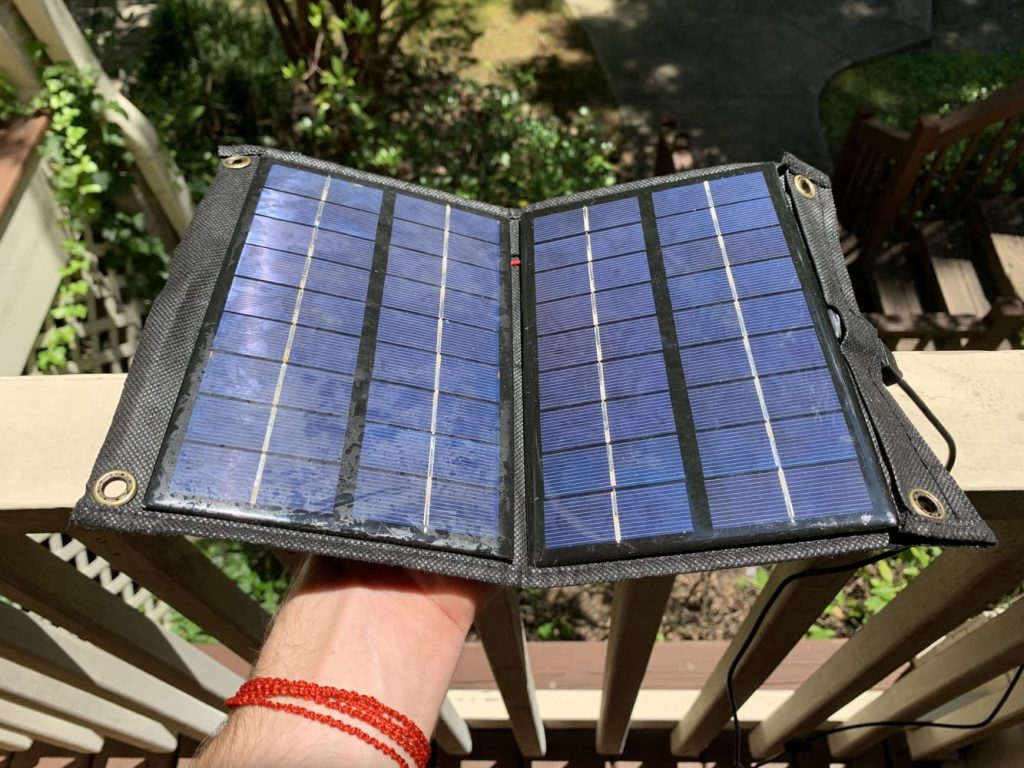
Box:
[678,340,752,387]
[617,483,691,540]
[714,197,778,235]
[652,183,708,218]
[447,232,501,268]
[288,326,360,374]
[255,188,319,226]
[390,219,445,255]
[235,244,306,287]
[442,321,499,365]
[450,207,501,243]
[688,378,764,431]
[603,353,669,400]
[707,172,770,206]
[589,223,646,260]
[211,314,289,361]
[312,229,376,267]
[787,461,873,519]
[667,268,733,310]
[544,493,616,548]
[394,195,446,228]
[674,303,743,347]
[297,291,368,336]
[306,259,371,301]
[656,209,717,247]
[532,207,585,243]
[612,436,686,488]
[773,413,858,468]
[730,258,801,300]
[199,352,281,403]
[760,368,840,420]
[446,257,501,296]
[256,455,338,514]
[706,471,788,529]
[185,396,270,451]
[443,290,499,330]
[267,407,347,461]
[279,366,352,415]
[740,291,813,336]
[327,177,383,212]
[587,197,642,230]
[605,392,676,441]
[170,442,259,504]
[352,468,424,528]
[427,481,500,537]
[265,165,327,199]
[225,277,297,323]
[247,217,317,255]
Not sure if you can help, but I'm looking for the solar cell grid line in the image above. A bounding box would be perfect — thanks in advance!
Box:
[582,204,622,544]
[422,204,452,531]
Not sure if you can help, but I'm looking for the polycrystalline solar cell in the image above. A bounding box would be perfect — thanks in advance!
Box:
[168,165,381,514]
[352,194,504,540]
[165,165,505,549]
[650,171,874,531]
[532,196,692,549]
[532,170,885,556]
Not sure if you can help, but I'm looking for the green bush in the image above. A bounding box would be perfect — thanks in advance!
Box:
[820,49,1024,154]
[111,0,295,200]
[113,0,616,207]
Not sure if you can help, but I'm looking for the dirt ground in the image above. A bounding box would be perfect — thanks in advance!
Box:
[518,569,762,642]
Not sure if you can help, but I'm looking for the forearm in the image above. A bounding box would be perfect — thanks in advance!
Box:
[195,558,487,767]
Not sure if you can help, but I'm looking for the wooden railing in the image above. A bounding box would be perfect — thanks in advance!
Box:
[834,79,1024,259]
[1,353,1024,766]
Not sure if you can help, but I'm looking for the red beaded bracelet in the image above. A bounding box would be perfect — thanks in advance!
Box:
[226,677,431,768]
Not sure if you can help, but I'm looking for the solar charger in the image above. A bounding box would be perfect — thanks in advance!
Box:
[72,148,994,586]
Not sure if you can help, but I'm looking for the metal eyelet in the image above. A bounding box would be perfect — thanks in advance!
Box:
[92,469,138,507]
[794,174,817,199]
[222,155,253,169]
[908,487,947,520]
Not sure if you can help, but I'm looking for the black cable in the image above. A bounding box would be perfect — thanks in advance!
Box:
[893,376,957,472]
[726,549,901,768]
[748,665,1024,767]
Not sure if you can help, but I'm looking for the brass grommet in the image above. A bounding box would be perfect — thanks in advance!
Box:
[908,487,947,520]
[794,174,816,199]
[221,155,253,170]
[92,469,138,507]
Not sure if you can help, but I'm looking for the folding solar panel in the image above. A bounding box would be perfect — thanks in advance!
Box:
[74,148,994,587]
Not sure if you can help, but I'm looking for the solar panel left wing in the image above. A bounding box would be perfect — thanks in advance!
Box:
[146,164,514,559]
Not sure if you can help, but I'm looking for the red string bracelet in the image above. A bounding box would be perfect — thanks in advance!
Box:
[227,677,431,768]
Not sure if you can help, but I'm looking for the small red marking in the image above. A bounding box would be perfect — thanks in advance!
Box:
[510,258,522,267]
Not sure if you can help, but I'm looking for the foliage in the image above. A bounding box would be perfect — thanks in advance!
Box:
[167,540,290,643]
[109,0,295,200]
[809,547,941,638]
[820,48,1024,154]
[278,1,615,204]
[0,65,168,371]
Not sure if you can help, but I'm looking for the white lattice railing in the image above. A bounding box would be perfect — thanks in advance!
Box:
[26,533,173,627]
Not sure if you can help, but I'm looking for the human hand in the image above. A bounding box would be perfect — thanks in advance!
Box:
[196,556,498,767]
